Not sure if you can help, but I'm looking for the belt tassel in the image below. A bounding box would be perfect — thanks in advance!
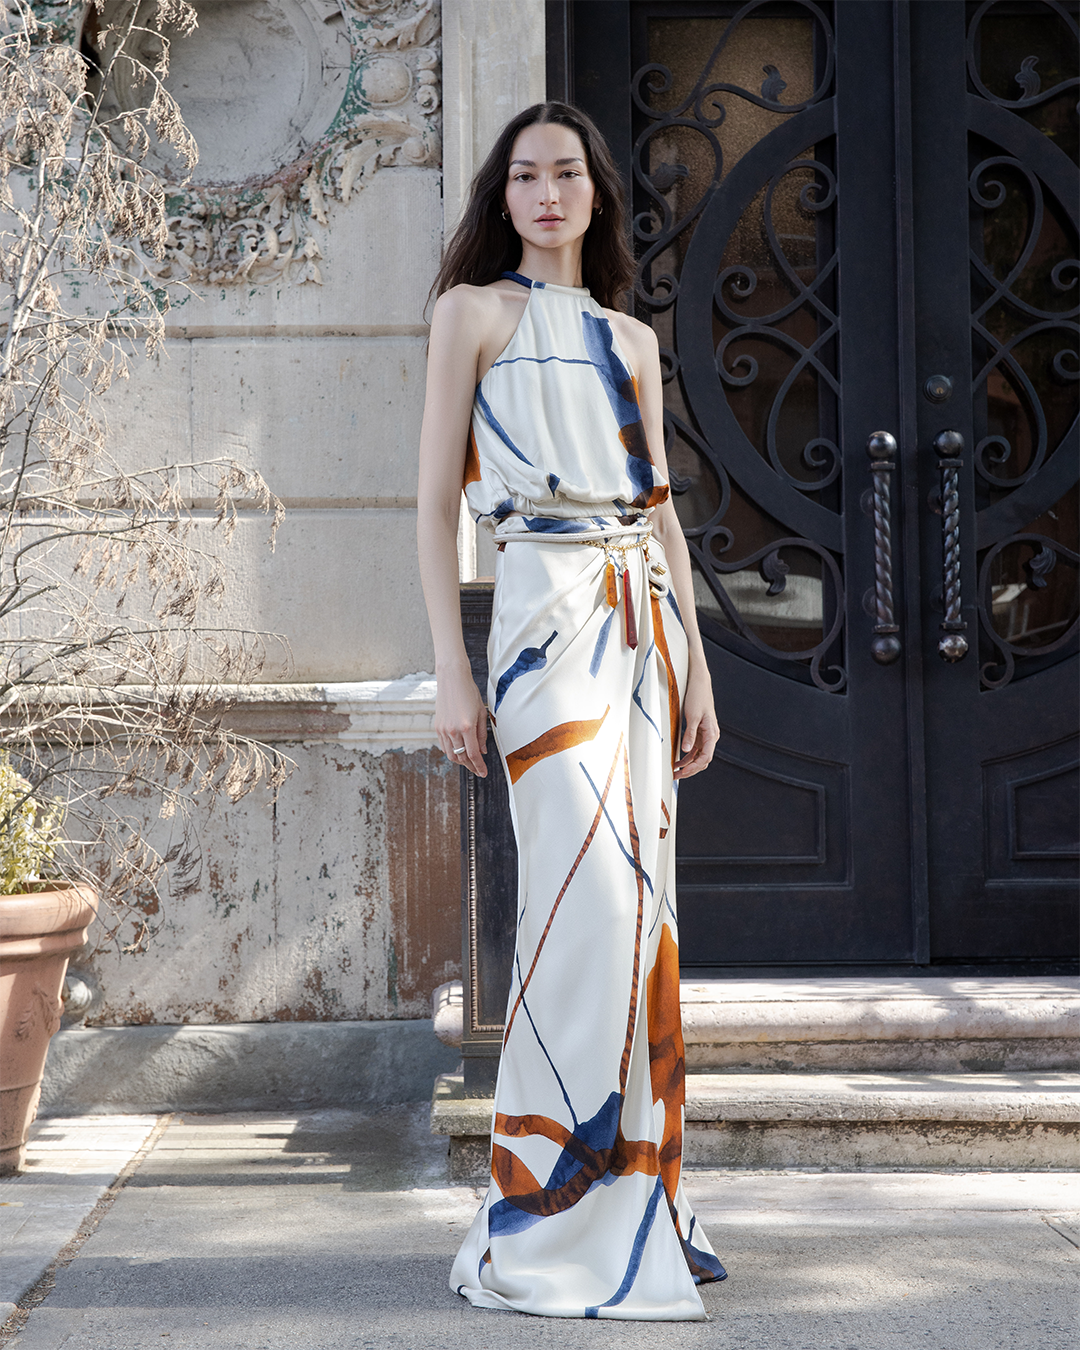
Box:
[623,567,638,649]
[604,560,619,610]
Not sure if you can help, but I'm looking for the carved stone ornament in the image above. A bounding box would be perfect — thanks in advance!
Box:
[79,0,442,287]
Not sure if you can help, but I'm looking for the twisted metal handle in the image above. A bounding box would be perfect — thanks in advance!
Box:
[867,432,900,664]
[934,430,968,662]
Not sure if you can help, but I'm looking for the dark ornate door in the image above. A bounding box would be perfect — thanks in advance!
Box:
[557,0,1079,970]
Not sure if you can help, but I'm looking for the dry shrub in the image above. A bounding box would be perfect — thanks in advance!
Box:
[0,2,290,951]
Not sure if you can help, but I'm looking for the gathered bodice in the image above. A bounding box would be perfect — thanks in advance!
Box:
[463,272,669,533]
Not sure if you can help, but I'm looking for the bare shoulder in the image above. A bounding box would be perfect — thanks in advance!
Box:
[434,281,526,336]
[433,282,499,326]
[603,309,659,370]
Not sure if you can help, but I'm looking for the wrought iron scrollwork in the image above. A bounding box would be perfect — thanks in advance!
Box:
[684,526,847,693]
[866,432,900,665]
[965,3,1079,692]
[632,1,843,692]
[977,532,1080,688]
[968,156,1080,490]
[966,1,1080,111]
[630,0,834,313]
[934,431,969,662]
[714,157,841,494]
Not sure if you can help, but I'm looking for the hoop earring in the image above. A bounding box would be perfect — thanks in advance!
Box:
[594,204,603,215]
[501,210,509,220]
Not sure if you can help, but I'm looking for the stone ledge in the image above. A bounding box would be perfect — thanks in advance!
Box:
[430,1071,490,1137]
[41,1020,458,1115]
[432,978,1080,1071]
[9,676,440,753]
[679,978,1080,1044]
[431,1071,1080,1132]
[681,1120,1079,1172]
[431,1071,1080,1179]
[683,1073,1080,1123]
[217,673,438,749]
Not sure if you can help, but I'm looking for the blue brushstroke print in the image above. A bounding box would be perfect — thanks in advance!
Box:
[521,516,587,533]
[475,387,533,465]
[589,608,616,677]
[493,631,557,711]
[585,1174,667,1316]
[580,312,640,426]
[580,313,660,507]
[488,1092,623,1239]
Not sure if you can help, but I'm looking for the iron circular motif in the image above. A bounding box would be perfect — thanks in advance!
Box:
[923,374,953,404]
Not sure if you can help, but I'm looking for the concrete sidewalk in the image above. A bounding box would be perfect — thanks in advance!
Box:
[1,1108,1077,1350]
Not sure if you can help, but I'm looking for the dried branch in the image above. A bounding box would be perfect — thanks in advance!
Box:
[0,1,291,952]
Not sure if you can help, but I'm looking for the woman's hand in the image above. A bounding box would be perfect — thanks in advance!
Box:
[674,665,719,780]
[435,660,489,777]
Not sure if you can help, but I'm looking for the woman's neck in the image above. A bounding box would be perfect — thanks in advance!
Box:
[515,240,585,289]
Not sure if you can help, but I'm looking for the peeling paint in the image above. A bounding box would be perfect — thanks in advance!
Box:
[83,745,462,1025]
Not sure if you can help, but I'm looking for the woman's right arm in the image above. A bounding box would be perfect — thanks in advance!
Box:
[416,288,489,778]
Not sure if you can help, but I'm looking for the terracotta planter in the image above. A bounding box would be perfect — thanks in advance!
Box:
[0,883,97,1174]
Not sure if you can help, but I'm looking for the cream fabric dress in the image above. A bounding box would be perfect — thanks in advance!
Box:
[450,273,726,1320]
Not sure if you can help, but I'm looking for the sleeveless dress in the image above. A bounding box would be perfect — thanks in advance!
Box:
[449,272,727,1321]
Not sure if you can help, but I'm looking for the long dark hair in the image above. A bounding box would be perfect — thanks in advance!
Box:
[431,102,635,311]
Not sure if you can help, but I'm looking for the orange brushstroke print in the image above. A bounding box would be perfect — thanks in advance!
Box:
[646,923,686,1212]
[505,707,609,785]
[617,744,645,1098]
[502,734,622,1045]
[494,1109,663,1217]
[462,425,482,487]
[650,595,683,771]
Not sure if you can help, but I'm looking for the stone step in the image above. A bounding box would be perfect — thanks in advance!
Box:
[430,1069,1080,1181]
[681,978,1079,1071]
[434,977,1080,1072]
[682,1071,1080,1172]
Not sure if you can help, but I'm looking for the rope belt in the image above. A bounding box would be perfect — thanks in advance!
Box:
[490,516,667,652]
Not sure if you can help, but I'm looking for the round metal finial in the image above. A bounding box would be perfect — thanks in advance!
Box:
[939,632,969,662]
[871,634,902,665]
[867,431,897,461]
[933,429,964,458]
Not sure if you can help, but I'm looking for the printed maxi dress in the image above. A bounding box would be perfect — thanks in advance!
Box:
[449,272,727,1320]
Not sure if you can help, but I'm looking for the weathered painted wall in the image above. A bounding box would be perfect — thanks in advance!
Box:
[87,745,459,1025]
[72,0,546,1029]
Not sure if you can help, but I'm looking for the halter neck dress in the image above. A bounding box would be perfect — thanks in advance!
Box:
[450,272,726,1321]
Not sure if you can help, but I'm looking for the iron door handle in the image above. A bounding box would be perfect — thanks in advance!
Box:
[934,430,969,661]
[867,432,900,664]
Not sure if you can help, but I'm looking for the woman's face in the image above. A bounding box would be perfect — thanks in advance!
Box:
[503,122,598,254]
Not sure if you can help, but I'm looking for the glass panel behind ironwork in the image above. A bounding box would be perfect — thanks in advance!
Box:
[966,0,1080,688]
[635,4,844,690]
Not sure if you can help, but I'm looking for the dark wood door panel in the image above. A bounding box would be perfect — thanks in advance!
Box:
[676,728,849,881]
[559,0,1079,971]
[983,737,1080,877]
[912,0,1079,961]
[678,884,915,966]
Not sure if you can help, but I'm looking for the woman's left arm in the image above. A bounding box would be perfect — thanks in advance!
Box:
[618,316,719,780]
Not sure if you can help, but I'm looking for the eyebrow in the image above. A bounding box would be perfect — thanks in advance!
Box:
[509,158,585,168]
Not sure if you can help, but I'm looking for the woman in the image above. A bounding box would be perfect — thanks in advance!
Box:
[417,101,726,1321]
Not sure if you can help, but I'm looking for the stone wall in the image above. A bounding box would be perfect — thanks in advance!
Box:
[75,0,547,1027]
